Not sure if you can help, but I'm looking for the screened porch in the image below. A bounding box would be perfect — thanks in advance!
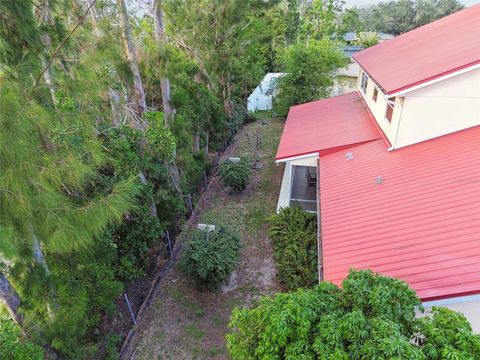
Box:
[289,165,317,212]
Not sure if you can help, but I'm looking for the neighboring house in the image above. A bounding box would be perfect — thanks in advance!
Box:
[275,5,480,331]
[332,45,363,96]
[247,73,285,112]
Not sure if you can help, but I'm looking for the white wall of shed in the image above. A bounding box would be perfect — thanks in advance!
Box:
[247,73,285,112]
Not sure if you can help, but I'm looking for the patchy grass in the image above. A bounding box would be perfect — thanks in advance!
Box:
[184,323,205,340]
[250,110,274,120]
[134,118,284,359]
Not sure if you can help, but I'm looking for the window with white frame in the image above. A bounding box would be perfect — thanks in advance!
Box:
[360,72,368,94]
[385,97,396,122]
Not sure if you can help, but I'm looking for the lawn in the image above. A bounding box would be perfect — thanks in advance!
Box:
[133,117,284,359]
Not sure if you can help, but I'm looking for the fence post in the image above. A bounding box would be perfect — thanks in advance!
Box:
[124,293,137,326]
[187,194,194,215]
[203,171,208,189]
[166,230,173,255]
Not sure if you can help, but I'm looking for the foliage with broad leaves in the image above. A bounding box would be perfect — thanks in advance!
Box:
[227,269,480,360]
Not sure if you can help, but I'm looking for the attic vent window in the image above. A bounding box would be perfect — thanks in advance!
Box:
[360,73,368,94]
[376,176,384,185]
[372,88,378,102]
[385,97,396,122]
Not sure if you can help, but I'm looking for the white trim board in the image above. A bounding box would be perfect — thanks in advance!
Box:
[275,152,319,164]
[422,294,480,308]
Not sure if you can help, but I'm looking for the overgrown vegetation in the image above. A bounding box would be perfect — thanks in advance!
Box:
[0,314,44,360]
[0,0,469,357]
[180,227,241,290]
[274,39,348,116]
[227,269,480,359]
[219,158,252,192]
[355,0,464,35]
[269,205,318,290]
[134,118,284,359]
[355,31,380,48]
[0,0,270,357]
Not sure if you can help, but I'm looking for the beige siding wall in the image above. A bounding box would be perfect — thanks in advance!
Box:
[357,71,401,145]
[394,67,480,148]
[357,66,480,149]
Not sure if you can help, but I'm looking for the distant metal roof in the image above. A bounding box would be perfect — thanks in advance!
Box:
[320,126,480,301]
[341,45,363,58]
[275,92,381,161]
[353,5,480,94]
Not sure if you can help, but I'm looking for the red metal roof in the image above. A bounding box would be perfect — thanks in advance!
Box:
[353,4,480,95]
[319,126,480,301]
[275,92,381,161]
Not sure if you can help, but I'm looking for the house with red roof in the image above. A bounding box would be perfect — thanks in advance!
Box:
[275,4,480,331]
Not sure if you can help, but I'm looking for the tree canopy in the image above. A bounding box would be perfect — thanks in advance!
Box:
[227,270,480,359]
[274,39,347,116]
[356,0,464,35]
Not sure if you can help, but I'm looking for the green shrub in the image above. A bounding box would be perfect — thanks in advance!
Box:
[180,227,241,290]
[269,205,318,290]
[227,270,480,360]
[103,333,121,360]
[0,314,44,360]
[219,158,251,192]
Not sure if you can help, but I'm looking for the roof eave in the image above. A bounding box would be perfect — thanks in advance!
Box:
[353,58,480,98]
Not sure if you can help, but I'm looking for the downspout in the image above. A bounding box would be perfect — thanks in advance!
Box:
[316,158,323,282]
[287,162,293,206]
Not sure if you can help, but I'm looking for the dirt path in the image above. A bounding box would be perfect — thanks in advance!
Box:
[133,117,284,359]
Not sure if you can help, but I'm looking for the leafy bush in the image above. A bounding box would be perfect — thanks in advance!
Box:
[145,111,176,161]
[269,205,318,290]
[273,39,347,117]
[227,270,480,360]
[180,227,241,289]
[355,31,380,48]
[103,333,121,360]
[0,314,44,360]
[219,158,251,192]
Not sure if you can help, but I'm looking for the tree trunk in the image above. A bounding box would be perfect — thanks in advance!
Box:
[153,0,182,194]
[193,133,200,154]
[0,272,23,328]
[138,172,158,217]
[153,0,174,125]
[29,223,56,319]
[37,2,58,104]
[117,0,147,129]
[109,89,123,126]
[29,224,50,276]
[87,0,101,33]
